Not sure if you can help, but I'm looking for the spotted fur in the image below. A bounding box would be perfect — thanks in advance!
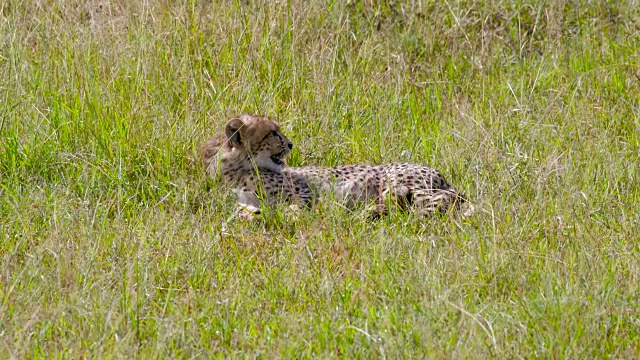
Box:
[200,114,468,219]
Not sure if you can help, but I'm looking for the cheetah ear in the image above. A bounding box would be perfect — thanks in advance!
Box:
[224,117,245,148]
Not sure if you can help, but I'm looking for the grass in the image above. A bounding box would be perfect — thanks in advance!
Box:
[1,0,639,357]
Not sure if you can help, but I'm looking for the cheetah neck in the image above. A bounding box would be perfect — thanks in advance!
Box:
[220,153,290,185]
[219,150,254,184]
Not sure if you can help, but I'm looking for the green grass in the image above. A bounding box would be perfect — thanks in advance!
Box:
[1,0,639,357]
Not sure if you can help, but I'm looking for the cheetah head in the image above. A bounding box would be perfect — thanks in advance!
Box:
[220,114,293,173]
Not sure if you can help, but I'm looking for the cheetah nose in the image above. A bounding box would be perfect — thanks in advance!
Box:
[288,143,293,150]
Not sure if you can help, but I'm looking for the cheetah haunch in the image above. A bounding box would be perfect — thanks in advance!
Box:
[200,114,468,219]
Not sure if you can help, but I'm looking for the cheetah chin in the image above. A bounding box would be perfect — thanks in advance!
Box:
[270,153,286,165]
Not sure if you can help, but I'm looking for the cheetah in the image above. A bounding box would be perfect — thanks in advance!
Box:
[200,114,469,219]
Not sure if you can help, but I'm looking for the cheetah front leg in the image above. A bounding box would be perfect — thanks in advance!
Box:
[234,189,261,220]
[369,184,411,219]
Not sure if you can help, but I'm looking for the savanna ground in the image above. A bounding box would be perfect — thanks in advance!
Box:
[1,0,639,357]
